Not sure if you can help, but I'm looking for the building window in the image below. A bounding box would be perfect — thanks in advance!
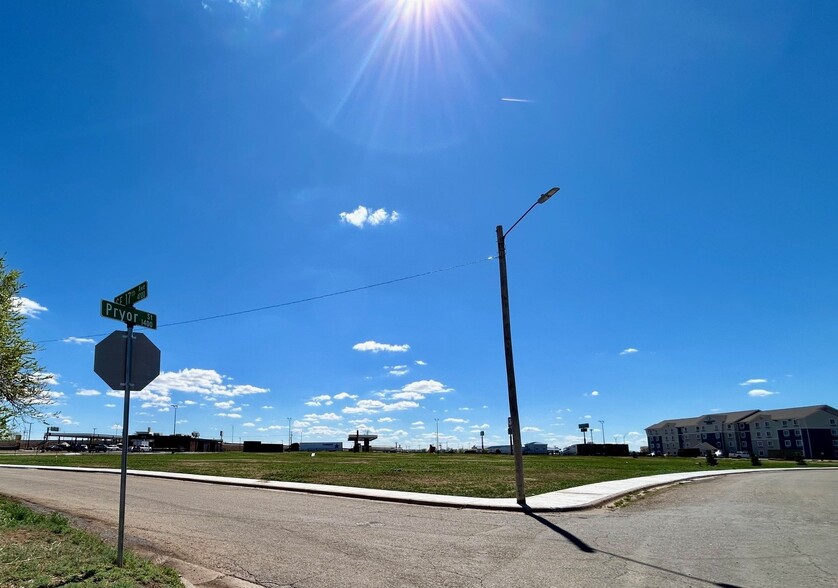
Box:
[783,430,790,437]
[765,430,772,437]
[793,420,798,425]
[696,427,700,432]
[796,440,803,447]
[831,429,838,437]
[757,441,763,447]
[785,440,792,448]
[764,422,770,428]
[830,419,836,426]
[768,441,774,448]
[740,432,747,438]
[782,420,788,427]
[728,432,733,438]
[755,422,760,428]
[714,425,719,431]
[833,440,838,447]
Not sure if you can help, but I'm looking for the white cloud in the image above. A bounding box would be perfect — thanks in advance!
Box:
[76,389,101,397]
[583,415,592,419]
[11,296,47,318]
[243,422,256,427]
[339,206,400,228]
[353,340,410,353]
[214,400,235,409]
[401,380,452,394]
[501,97,533,103]
[183,400,198,406]
[305,425,347,437]
[333,392,358,401]
[378,417,396,423]
[37,372,59,386]
[305,412,342,421]
[305,394,333,407]
[415,360,427,366]
[391,391,424,401]
[215,413,243,419]
[521,426,541,433]
[748,389,777,397]
[444,418,467,423]
[590,390,600,397]
[62,336,95,345]
[261,405,274,409]
[620,348,639,355]
[343,399,419,414]
[389,365,409,376]
[145,369,269,399]
[104,403,116,408]
[740,378,768,386]
[411,421,424,426]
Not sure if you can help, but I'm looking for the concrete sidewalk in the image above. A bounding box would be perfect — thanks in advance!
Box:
[2,463,833,512]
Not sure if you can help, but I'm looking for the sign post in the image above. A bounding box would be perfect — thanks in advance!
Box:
[94,282,159,567]
[578,423,590,445]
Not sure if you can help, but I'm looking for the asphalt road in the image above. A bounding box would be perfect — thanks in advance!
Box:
[1,468,835,587]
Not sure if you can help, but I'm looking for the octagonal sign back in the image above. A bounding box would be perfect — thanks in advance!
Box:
[94,330,161,391]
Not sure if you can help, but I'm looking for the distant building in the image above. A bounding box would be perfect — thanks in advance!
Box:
[485,442,548,455]
[299,442,343,452]
[646,404,838,459]
[524,442,548,454]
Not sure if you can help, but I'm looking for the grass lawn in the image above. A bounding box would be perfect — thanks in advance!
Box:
[0,495,182,587]
[0,451,827,498]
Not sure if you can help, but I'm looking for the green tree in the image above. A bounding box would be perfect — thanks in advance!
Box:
[0,257,50,437]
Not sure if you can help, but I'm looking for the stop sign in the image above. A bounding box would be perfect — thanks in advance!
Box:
[94,330,161,391]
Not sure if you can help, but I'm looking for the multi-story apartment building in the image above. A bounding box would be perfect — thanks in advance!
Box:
[646,404,838,459]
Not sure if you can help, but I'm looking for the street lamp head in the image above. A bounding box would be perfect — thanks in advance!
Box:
[537,187,560,204]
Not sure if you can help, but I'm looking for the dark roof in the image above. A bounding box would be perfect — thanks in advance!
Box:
[646,405,835,430]
[741,405,838,422]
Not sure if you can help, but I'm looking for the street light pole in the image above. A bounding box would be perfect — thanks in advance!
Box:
[599,420,605,444]
[287,417,292,446]
[497,186,559,506]
[171,404,179,435]
[435,418,440,454]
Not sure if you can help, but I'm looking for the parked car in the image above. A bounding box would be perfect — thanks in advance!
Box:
[45,442,69,451]
[92,443,120,452]
[731,451,750,458]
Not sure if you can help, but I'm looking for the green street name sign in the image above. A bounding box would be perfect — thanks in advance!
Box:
[101,300,157,329]
[114,281,148,307]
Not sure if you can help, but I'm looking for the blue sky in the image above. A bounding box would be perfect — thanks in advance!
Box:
[3,0,837,451]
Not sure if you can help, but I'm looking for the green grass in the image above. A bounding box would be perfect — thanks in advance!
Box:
[0,495,182,588]
[0,451,827,498]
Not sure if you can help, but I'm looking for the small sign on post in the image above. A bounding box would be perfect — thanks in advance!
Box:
[114,281,148,307]
[101,300,157,329]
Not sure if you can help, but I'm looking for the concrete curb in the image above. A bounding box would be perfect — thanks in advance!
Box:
[1,463,835,512]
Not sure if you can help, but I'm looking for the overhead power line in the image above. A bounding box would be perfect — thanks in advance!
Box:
[36,256,495,345]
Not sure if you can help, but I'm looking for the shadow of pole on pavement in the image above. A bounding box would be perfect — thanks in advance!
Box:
[522,507,742,588]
